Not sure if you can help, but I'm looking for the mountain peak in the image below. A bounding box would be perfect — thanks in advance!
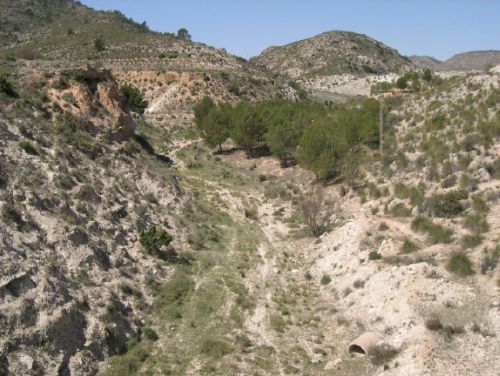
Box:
[252,30,413,78]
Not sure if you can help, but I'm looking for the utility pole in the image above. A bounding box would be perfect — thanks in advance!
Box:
[379,98,384,155]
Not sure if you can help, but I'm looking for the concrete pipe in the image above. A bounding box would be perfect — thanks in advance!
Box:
[348,332,382,355]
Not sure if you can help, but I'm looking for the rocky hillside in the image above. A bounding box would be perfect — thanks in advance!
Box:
[0,0,87,48]
[409,55,442,70]
[0,0,296,122]
[411,51,500,72]
[0,67,192,375]
[440,50,500,71]
[2,58,499,376]
[1,2,500,376]
[99,68,499,376]
[252,31,413,79]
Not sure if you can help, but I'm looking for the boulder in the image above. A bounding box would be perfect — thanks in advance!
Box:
[388,198,405,212]
[97,83,135,141]
[477,167,492,182]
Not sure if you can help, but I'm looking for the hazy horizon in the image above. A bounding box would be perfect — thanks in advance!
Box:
[80,0,500,61]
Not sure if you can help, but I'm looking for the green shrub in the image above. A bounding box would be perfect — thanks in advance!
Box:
[458,154,473,170]
[425,315,443,331]
[94,37,105,51]
[200,337,234,358]
[227,83,239,95]
[139,226,173,259]
[61,92,77,106]
[101,341,152,376]
[54,112,95,151]
[141,327,159,341]
[379,223,389,231]
[471,196,489,214]
[1,199,23,228]
[411,216,453,244]
[155,270,194,319]
[389,202,412,217]
[441,174,457,189]
[19,140,38,155]
[270,314,286,333]
[320,274,331,285]
[446,251,474,276]
[427,225,453,244]
[393,183,425,206]
[369,250,382,260]
[489,157,500,179]
[61,69,89,84]
[426,113,447,131]
[400,238,419,254]
[367,182,382,198]
[480,245,499,274]
[371,81,393,94]
[120,85,148,114]
[460,233,483,249]
[396,76,408,89]
[244,206,258,220]
[458,173,478,191]
[425,189,468,217]
[428,100,443,111]
[0,74,17,97]
[463,212,489,234]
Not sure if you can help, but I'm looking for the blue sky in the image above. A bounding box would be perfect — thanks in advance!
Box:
[81,1,500,61]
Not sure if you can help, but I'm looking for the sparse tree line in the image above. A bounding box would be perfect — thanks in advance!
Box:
[371,69,439,94]
[194,97,381,180]
[92,27,191,53]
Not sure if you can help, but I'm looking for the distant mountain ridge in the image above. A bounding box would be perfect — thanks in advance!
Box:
[251,30,413,78]
[441,50,500,71]
[408,56,442,70]
[411,50,500,71]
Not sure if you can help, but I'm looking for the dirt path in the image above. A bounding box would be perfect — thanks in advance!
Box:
[165,140,379,375]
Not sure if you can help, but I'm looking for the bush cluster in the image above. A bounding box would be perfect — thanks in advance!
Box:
[446,251,474,276]
[0,74,17,97]
[94,37,105,51]
[19,140,38,155]
[411,216,453,244]
[425,189,468,217]
[400,237,419,254]
[139,226,174,260]
[371,69,437,95]
[54,112,95,152]
[156,270,194,319]
[194,97,380,180]
[120,85,148,114]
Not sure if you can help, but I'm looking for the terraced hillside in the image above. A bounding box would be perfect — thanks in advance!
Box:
[0,0,296,124]
[0,0,87,48]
